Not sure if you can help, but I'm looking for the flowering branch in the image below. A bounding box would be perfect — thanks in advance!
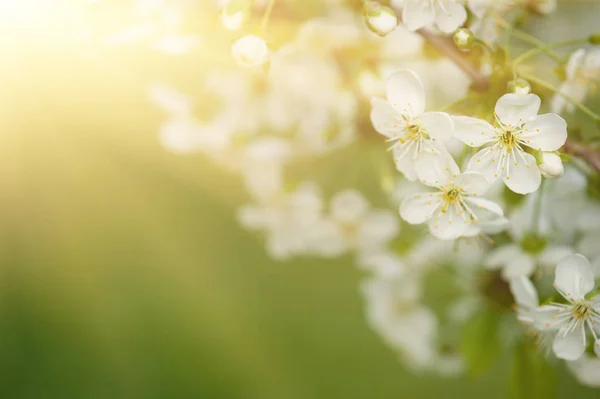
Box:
[407,24,600,174]
[415,29,490,92]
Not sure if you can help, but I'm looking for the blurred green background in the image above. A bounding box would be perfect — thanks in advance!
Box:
[0,1,599,398]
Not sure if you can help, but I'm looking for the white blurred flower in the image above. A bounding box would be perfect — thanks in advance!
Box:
[568,354,600,387]
[509,275,540,323]
[551,47,600,114]
[400,152,504,240]
[231,35,269,67]
[468,0,513,46]
[538,152,564,178]
[397,0,467,34]
[486,240,573,280]
[529,0,557,15]
[454,93,567,194]
[238,182,325,260]
[529,254,600,361]
[370,69,454,180]
[220,0,249,30]
[309,190,400,257]
[361,275,438,370]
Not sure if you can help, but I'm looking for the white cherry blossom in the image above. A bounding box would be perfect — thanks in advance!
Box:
[396,0,467,34]
[530,254,600,361]
[308,190,400,257]
[400,152,504,240]
[371,69,454,180]
[568,354,600,388]
[454,93,568,194]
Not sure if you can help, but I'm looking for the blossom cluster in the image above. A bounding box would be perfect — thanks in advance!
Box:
[136,0,600,388]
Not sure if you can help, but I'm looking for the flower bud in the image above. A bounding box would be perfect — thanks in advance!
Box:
[453,28,474,50]
[221,0,250,31]
[507,78,531,95]
[538,152,564,179]
[363,1,398,37]
[231,35,269,67]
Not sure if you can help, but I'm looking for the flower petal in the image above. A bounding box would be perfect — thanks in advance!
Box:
[466,147,501,182]
[402,0,435,32]
[415,150,460,188]
[386,69,426,117]
[553,324,587,361]
[521,113,568,151]
[495,93,541,126]
[428,204,469,240]
[486,245,521,269]
[454,171,491,196]
[503,151,541,194]
[393,145,418,181]
[370,97,402,138]
[531,305,566,330]
[554,254,595,301]
[331,190,370,224]
[502,253,535,279]
[399,192,442,224]
[357,210,400,253]
[509,276,539,309]
[433,1,467,33]
[419,111,453,141]
[452,116,495,147]
[465,196,504,217]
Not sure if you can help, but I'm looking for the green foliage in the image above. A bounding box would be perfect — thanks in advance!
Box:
[460,309,502,377]
[509,340,556,399]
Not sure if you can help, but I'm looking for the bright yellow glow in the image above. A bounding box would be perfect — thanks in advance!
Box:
[0,0,50,23]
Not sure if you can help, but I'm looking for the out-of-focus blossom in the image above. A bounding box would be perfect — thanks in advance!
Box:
[528,0,557,15]
[361,274,438,370]
[454,93,567,194]
[220,0,250,30]
[238,181,325,260]
[231,35,270,67]
[568,354,600,387]
[395,0,467,34]
[551,47,600,114]
[400,152,504,240]
[371,69,454,180]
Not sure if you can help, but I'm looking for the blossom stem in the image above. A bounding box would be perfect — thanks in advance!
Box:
[260,0,276,35]
[511,38,587,78]
[517,70,600,123]
[496,19,563,62]
[532,179,545,235]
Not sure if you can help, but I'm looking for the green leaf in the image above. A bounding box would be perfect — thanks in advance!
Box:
[460,309,502,377]
[509,340,556,399]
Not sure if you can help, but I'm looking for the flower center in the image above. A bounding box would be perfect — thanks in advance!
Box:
[441,186,461,213]
[398,122,430,143]
[497,127,519,152]
[573,302,593,320]
[444,187,460,204]
[520,234,547,254]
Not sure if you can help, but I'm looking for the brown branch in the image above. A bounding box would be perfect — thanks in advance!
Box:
[563,140,600,173]
[399,17,600,174]
[415,30,490,92]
